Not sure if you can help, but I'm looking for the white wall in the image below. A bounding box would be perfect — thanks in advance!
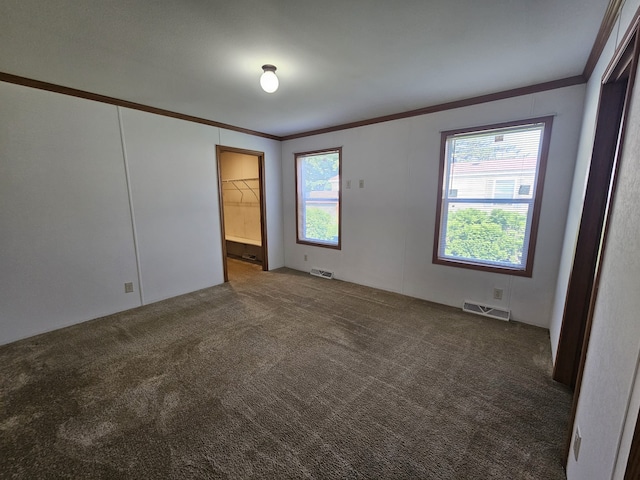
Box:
[0,83,283,345]
[282,86,586,328]
[563,1,640,478]
[0,83,140,343]
[119,108,225,304]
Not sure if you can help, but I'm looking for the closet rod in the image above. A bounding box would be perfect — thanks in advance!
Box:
[221,177,260,201]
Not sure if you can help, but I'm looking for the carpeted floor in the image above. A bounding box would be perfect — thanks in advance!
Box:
[0,259,571,479]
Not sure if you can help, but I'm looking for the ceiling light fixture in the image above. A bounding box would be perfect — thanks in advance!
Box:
[260,64,279,93]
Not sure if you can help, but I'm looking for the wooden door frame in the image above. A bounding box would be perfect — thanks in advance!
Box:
[625,405,640,478]
[216,145,269,282]
[552,81,628,388]
[559,16,640,468]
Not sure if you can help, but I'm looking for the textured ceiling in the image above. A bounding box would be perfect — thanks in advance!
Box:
[0,0,609,137]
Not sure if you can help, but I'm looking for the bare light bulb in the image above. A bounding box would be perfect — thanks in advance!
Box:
[260,65,279,93]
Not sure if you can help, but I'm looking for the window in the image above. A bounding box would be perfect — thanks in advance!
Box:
[494,179,516,199]
[433,117,553,276]
[295,148,342,249]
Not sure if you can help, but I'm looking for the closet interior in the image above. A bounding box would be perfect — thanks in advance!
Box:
[218,150,264,268]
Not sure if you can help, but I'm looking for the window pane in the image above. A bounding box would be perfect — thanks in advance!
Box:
[494,179,515,199]
[434,118,551,275]
[296,150,340,247]
[447,128,541,201]
[441,202,531,268]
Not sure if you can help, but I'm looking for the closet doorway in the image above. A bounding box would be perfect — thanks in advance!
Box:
[216,146,268,281]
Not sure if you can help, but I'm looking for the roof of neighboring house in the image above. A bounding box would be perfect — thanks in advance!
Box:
[308,191,339,200]
[451,157,537,175]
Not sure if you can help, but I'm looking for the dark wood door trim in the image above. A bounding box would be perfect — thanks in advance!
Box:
[625,407,640,479]
[215,146,230,282]
[561,29,640,467]
[552,79,627,387]
[604,3,640,82]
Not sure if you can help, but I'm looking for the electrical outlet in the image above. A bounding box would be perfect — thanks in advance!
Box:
[124,282,134,293]
[304,254,308,261]
[573,427,582,461]
[359,179,365,188]
[346,180,351,189]
[493,288,503,300]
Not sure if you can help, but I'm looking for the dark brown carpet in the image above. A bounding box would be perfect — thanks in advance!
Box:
[0,259,571,479]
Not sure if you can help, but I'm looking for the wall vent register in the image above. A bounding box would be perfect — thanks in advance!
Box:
[310,268,334,279]
[463,300,511,321]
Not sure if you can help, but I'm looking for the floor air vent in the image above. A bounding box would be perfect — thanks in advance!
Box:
[463,301,510,321]
[310,268,334,279]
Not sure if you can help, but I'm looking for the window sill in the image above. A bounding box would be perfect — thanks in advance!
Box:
[432,256,532,277]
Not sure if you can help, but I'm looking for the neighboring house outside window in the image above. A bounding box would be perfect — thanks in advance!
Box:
[295,148,342,249]
[433,117,553,276]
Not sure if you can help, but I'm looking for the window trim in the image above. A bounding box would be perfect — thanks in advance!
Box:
[295,147,342,250]
[432,116,553,277]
